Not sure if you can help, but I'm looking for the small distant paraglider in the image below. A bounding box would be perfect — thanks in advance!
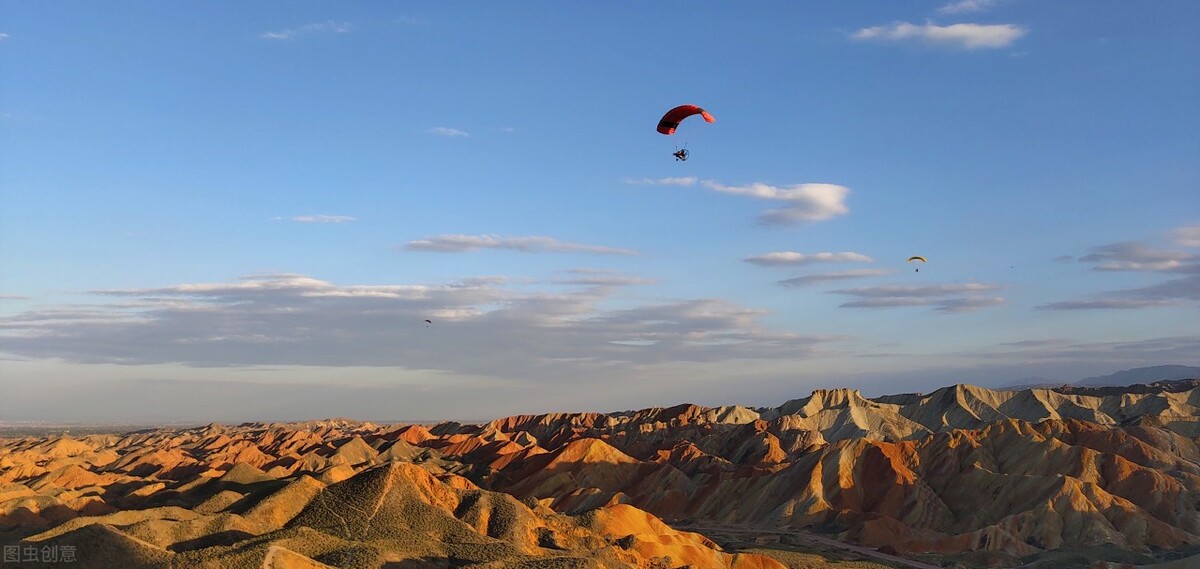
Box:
[907,256,927,272]
[423,319,432,327]
[657,104,715,161]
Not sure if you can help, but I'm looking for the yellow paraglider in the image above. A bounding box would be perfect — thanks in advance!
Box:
[907,256,927,272]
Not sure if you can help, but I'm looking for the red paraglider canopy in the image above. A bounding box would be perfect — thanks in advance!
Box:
[657,104,716,135]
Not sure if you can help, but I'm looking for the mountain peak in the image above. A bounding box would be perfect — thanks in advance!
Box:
[1077,365,1200,387]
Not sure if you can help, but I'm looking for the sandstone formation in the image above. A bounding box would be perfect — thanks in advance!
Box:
[2,380,1198,567]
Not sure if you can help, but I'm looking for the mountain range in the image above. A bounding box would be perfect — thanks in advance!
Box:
[3,377,1200,567]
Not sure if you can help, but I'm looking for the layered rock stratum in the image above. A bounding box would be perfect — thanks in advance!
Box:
[3,380,1199,568]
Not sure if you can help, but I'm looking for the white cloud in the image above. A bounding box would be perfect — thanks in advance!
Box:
[622,177,698,187]
[937,0,998,14]
[626,178,850,225]
[832,283,1005,313]
[0,33,9,41]
[852,22,1027,50]
[778,269,892,287]
[1097,260,1193,272]
[1172,224,1200,248]
[425,127,469,137]
[290,215,356,224]
[700,181,850,224]
[261,20,351,40]
[1079,242,1196,272]
[745,251,874,267]
[94,273,438,300]
[403,234,637,256]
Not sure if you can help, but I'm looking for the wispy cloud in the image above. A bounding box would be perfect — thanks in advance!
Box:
[425,127,469,137]
[1000,339,1072,348]
[261,20,351,40]
[1173,224,1200,248]
[1039,227,1200,310]
[701,181,850,225]
[0,33,9,41]
[289,215,357,224]
[554,269,655,287]
[622,176,698,186]
[852,22,1027,50]
[778,269,892,287]
[833,283,1004,313]
[1079,242,1196,272]
[403,234,637,256]
[0,274,841,379]
[745,251,873,267]
[934,296,1008,312]
[1036,276,1198,310]
[937,0,998,14]
[1038,299,1174,311]
[961,336,1200,383]
[1125,275,1200,300]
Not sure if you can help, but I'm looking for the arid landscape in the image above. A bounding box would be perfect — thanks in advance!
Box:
[4,379,1200,568]
[4,2,1198,568]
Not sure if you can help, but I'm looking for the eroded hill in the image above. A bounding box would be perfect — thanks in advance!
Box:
[2,381,1198,568]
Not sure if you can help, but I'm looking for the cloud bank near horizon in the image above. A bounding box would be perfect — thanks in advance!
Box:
[0,273,842,381]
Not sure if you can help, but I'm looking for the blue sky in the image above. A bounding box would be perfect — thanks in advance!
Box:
[1,2,1198,422]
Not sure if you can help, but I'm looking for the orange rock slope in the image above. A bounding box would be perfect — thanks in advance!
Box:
[1,380,1198,568]
[0,420,783,568]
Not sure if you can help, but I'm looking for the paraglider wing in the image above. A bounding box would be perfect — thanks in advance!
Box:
[906,256,927,263]
[657,105,716,135]
[423,319,432,327]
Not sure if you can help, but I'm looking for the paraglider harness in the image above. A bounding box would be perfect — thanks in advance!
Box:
[673,144,689,161]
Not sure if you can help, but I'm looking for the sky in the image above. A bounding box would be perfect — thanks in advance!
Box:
[1,2,1198,423]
